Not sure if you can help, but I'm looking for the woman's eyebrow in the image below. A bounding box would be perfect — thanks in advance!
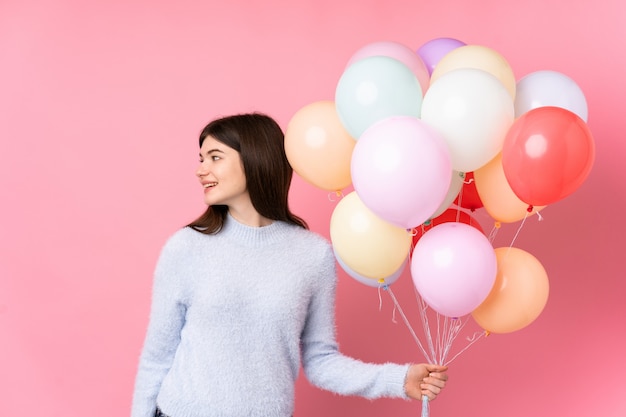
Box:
[200,148,226,157]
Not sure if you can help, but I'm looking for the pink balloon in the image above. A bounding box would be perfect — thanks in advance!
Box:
[334,248,406,288]
[351,116,452,229]
[347,41,430,95]
[410,222,497,318]
[417,37,466,75]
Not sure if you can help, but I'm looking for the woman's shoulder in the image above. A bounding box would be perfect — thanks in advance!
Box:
[160,226,209,252]
[281,223,334,260]
[284,223,330,245]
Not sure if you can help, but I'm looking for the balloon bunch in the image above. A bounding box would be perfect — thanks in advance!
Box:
[285,36,594,398]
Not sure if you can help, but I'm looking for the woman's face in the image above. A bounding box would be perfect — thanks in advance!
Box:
[196,135,249,209]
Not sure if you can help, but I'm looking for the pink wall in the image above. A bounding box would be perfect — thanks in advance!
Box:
[1,0,624,415]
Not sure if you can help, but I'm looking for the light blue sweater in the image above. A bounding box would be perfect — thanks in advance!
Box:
[131,215,410,417]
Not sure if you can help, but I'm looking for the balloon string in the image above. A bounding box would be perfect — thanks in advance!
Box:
[327,190,344,202]
[444,330,487,366]
[391,301,398,324]
[456,180,464,208]
[422,395,430,417]
[440,317,463,364]
[414,288,436,362]
[439,316,470,364]
[454,205,461,223]
[487,222,500,243]
[386,288,434,363]
[507,210,529,256]
[412,287,482,365]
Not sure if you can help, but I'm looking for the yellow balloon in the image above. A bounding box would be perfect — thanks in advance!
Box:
[474,153,545,223]
[472,247,549,334]
[285,101,355,191]
[330,192,411,279]
[430,45,516,99]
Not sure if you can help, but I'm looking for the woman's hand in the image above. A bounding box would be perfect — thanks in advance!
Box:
[404,363,449,401]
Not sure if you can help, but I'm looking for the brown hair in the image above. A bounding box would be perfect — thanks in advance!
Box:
[187,113,308,234]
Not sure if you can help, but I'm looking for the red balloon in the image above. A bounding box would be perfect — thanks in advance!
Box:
[502,106,595,206]
[454,171,483,211]
[412,207,484,248]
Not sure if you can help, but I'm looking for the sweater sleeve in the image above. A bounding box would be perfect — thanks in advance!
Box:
[300,244,410,399]
[131,234,188,417]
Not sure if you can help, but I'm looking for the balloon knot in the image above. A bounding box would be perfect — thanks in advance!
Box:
[526,205,534,213]
[328,191,344,202]
[494,221,501,229]
[485,330,491,337]
[377,278,385,284]
[423,219,432,226]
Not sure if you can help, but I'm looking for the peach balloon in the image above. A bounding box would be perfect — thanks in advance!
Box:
[474,153,545,223]
[472,247,549,334]
[285,100,355,191]
[430,45,516,99]
[330,191,411,279]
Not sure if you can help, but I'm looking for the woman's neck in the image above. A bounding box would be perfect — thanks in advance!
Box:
[227,207,273,227]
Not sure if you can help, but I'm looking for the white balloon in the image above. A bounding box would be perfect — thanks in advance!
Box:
[515,70,588,122]
[421,68,515,173]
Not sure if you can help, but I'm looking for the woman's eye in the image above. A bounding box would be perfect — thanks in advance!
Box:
[211,155,221,161]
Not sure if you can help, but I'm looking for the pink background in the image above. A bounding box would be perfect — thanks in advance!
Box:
[1,0,625,416]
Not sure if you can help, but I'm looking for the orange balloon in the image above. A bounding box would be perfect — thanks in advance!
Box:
[285,101,355,191]
[474,153,545,223]
[330,192,411,279]
[430,45,516,99]
[472,247,549,333]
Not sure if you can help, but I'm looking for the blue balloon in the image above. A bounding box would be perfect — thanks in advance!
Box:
[335,56,423,139]
[334,247,406,288]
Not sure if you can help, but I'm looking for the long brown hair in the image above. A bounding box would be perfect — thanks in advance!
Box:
[187,113,308,234]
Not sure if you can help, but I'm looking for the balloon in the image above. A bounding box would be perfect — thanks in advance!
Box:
[334,247,406,288]
[347,41,430,96]
[417,37,466,75]
[430,170,465,219]
[453,171,483,211]
[515,70,588,122]
[351,116,452,229]
[474,153,546,223]
[430,44,516,98]
[502,106,595,206]
[335,56,423,139]
[412,207,484,247]
[472,247,549,333]
[330,191,411,279]
[285,101,355,191]
[411,222,497,318]
[421,68,515,172]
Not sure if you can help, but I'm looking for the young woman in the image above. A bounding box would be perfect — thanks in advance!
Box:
[131,113,448,417]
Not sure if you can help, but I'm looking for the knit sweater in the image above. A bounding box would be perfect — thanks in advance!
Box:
[131,215,410,417]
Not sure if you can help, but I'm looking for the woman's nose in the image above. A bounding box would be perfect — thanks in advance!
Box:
[196,163,208,177]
